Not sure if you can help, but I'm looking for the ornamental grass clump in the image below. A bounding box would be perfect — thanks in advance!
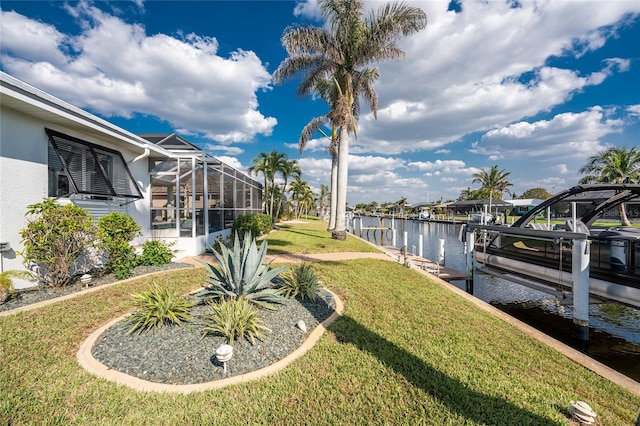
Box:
[277,263,322,301]
[196,232,288,310]
[202,297,270,345]
[127,283,194,334]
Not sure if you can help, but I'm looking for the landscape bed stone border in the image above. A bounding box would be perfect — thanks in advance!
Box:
[76,289,343,394]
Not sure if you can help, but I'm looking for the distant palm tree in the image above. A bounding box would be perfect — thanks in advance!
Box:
[248,152,270,213]
[396,196,408,217]
[266,150,288,218]
[299,186,316,220]
[472,165,513,214]
[275,0,427,240]
[290,176,314,219]
[318,184,330,219]
[273,159,301,226]
[579,146,640,226]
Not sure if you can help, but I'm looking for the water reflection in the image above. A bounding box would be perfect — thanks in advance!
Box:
[354,216,640,382]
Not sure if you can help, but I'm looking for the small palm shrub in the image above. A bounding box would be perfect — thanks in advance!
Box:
[197,232,288,310]
[138,239,176,266]
[202,297,269,345]
[127,283,193,334]
[19,199,94,287]
[276,263,322,301]
[97,212,141,279]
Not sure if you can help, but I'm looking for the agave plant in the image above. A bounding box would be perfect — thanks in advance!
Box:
[197,232,288,310]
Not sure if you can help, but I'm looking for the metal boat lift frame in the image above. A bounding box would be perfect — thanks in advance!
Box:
[462,184,640,342]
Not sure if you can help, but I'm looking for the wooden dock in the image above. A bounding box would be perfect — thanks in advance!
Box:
[381,246,470,282]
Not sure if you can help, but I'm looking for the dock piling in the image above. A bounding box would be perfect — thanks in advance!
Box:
[465,231,475,294]
[572,239,590,342]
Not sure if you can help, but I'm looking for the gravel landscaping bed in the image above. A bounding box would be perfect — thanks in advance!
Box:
[2,262,335,386]
[0,263,194,313]
[91,293,335,385]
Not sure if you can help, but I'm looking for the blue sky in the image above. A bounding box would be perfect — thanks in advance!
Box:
[1,1,639,205]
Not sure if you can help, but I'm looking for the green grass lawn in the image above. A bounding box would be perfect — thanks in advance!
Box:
[1,220,638,425]
[266,217,383,255]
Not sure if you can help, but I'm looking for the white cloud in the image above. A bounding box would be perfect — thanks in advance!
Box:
[216,156,246,174]
[202,144,244,156]
[472,107,626,160]
[293,0,322,20]
[551,164,570,175]
[354,1,640,154]
[0,4,276,144]
[408,159,480,177]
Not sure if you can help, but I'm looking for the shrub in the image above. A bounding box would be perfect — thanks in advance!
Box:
[256,214,273,235]
[201,297,269,345]
[96,212,141,279]
[207,235,232,254]
[139,240,176,266]
[196,232,288,310]
[276,263,322,301]
[0,270,36,304]
[127,283,193,334]
[231,215,261,240]
[19,199,94,287]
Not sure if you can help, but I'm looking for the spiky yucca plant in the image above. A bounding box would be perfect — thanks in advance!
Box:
[202,298,270,345]
[127,283,193,334]
[197,232,288,310]
[276,263,322,301]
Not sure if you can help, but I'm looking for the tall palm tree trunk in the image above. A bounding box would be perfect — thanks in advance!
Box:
[328,141,338,230]
[332,126,349,240]
[620,203,631,226]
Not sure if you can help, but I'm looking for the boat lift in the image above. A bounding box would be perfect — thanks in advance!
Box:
[462,184,640,343]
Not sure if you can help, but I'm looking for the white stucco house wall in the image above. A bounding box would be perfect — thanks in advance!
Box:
[0,72,262,285]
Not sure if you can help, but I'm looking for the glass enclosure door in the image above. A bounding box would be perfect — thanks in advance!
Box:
[150,173,178,237]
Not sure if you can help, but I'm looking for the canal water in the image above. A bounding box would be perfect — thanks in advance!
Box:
[353,216,640,383]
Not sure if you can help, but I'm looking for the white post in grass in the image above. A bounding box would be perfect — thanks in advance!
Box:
[572,238,590,342]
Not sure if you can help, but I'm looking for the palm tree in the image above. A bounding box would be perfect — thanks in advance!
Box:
[289,176,313,219]
[273,159,301,226]
[248,152,270,214]
[295,77,343,231]
[579,146,640,226]
[396,196,408,217]
[266,150,288,218]
[299,185,317,220]
[318,184,330,219]
[472,165,513,214]
[274,0,427,240]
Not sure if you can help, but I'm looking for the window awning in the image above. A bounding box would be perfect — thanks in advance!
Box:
[46,128,143,199]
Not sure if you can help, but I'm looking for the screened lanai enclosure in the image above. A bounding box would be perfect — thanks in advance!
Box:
[144,134,263,240]
[46,129,262,255]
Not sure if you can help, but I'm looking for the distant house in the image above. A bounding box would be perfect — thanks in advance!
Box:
[446,199,513,215]
[0,72,262,278]
[505,199,544,216]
